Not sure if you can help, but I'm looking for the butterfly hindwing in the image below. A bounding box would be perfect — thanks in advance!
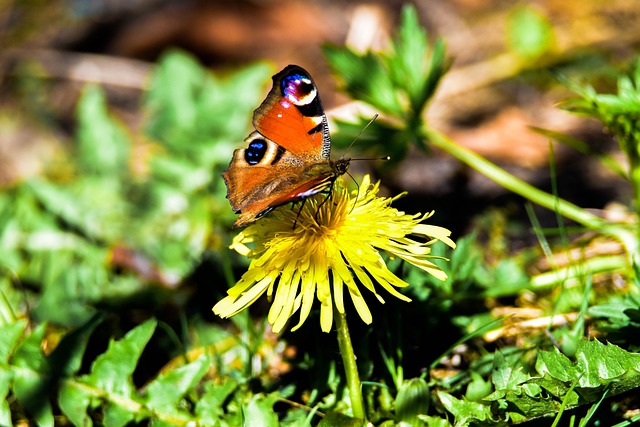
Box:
[223,132,334,227]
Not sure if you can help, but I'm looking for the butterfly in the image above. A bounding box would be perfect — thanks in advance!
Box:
[223,65,350,228]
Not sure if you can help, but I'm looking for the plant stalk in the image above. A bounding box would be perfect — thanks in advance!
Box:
[335,308,366,422]
[424,127,638,255]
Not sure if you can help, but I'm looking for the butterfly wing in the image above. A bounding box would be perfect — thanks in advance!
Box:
[253,65,331,160]
[223,132,335,227]
[223,65,344,228]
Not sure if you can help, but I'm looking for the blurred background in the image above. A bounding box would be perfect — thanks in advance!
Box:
[2,0,639,229]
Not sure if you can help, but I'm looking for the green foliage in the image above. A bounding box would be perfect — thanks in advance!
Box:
[431,340,640,426]
[0,51,271,326]
[562,58,640,166]
[589,293,640,350]
[394,378,430,424]
[406,234,531,305]
[0,317,267,426]
[323,4,447,159]
[561,58,640,215]
[76,85,130,176]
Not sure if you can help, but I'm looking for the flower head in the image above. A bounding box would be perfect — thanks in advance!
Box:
[214,175,455,333]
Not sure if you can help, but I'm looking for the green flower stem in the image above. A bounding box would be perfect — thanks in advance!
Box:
[335,308,366,422]
[423,127,638,254]
[424,127,602,228]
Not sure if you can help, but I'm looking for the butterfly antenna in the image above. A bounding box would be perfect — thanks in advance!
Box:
[341,114,379,159]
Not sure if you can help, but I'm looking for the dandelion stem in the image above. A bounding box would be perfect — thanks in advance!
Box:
[335,308,366,422]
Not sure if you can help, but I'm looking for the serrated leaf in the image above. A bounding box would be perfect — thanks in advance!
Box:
[26,179,115,242]
[388,5,429,104]
[491,351,530,392]
[387,4,446,114]
[55,317,103,427]
[576,339,640,388]
[104,403,140,427]
[59,382,93,427]
[243,393,279,427]
[145,354,209,411]
[12,323,54,427]
[73,319,156,427]
[436,391,494,426]
[83,318,157,394]
[323,46,403,116]
[501,388,559,423]
[492,339,640,423]
[195,379,238,424]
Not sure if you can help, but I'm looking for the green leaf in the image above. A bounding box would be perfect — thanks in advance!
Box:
[490,351,530,393]
[323,46,403,116]
[76,85,130,175]
[145,354,209,412]
[195,379,239,425]
[104,403,139,427]
[488,339,640,422]
[77,319,157,427]
[561,59,640,166]
[145,50,206,139]
[576,339,640,388]
[535,346,579,382]
[507,6,554,61]
[144,50,270,166]
[12,323,54,427]
[243,393,280,427]
[324,4,447,125]
[0,320,27,362]
[317,411,362,427]
[58,382,94,427]
[387,4,447,114]
[395,378,430,424]
[0,322,23,427]
[436,391,494,425]
[49,314,103,378]
[83,318,156,393]
[0,369,12,427]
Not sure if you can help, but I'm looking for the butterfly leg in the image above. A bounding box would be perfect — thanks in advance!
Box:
[292,199,307,229]
[313,180,339,224]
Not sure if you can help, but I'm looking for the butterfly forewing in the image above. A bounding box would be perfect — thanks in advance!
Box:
[253,65,331,160]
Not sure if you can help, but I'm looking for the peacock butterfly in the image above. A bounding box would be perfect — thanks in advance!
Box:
[223,65,350,228]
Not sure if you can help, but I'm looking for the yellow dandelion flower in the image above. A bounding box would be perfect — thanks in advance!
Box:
[214,175,456,333]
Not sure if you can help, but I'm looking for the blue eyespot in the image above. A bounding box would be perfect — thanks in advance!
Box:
[244,139,267,165]
[282,74,313,101]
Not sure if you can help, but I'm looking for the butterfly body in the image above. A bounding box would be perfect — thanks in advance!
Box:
[223,65,349,227]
